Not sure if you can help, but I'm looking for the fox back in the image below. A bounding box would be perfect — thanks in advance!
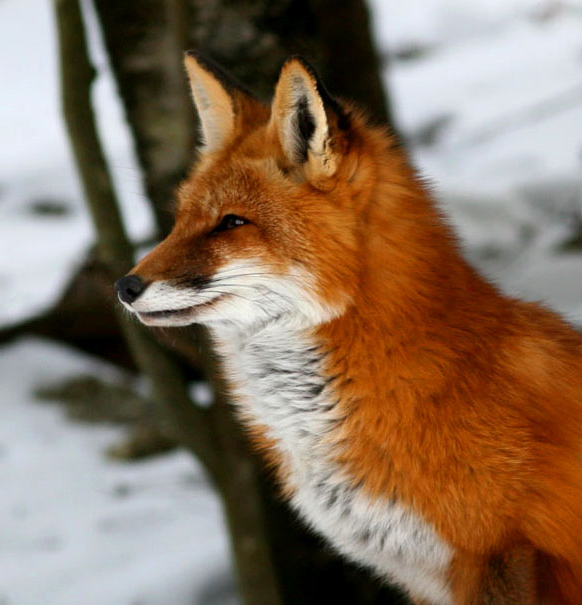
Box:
[116,53,582,604]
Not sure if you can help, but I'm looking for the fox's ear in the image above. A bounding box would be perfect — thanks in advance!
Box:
[184,51,260,153]
[269,57,348,185]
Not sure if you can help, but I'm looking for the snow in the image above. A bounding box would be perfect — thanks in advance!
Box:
[1,0,582,602]
[368,0,582,323]
[0,338,235,605]
[0,0,154,328]
[370,0,582,53]
[386,14,582,194]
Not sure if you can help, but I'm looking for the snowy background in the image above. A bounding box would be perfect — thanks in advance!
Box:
[1,0,581,603]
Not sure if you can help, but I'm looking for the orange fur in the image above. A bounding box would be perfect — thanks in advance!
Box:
[125,55,582,603]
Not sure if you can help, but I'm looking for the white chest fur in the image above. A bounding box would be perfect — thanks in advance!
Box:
[213,322,454,604]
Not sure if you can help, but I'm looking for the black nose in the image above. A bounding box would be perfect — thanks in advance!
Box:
[114,275,146,304]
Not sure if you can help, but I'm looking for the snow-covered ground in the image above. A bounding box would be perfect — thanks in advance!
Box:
[1,0,581,603]
[0,338,235,605]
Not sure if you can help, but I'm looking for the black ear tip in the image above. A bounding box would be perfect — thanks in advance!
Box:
[281,56,348,129]
[283,55,319,79]
[284,54,312,66]
[184,50,258,100]
[184,49,202,60]
[184,50,221,74]
[184,49,211,67]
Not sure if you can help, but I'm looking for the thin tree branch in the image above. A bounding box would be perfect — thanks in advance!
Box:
[53,0,219,475]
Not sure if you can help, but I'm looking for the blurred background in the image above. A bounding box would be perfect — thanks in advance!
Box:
[1,0,581,604]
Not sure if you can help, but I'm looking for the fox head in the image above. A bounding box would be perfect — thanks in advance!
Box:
[115,52,399,331]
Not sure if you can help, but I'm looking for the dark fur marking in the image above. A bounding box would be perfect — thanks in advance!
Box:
[284,55,351,131]
[185,50,259,101]
[294,95,316,163]
[341,504,353,519]
[358,529,372,544]
[174,275,212,289]
[308,382,326,398]
[325,486,341,509]
[378,532,387,551]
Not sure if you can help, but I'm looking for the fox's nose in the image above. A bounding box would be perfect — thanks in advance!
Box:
[114,275,146,304]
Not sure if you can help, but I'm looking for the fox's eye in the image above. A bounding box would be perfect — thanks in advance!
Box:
[211,214,249,234]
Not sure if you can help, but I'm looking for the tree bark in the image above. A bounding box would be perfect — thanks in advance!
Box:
[186,0,395,127]
[91,0,195,237]
[54,0,133,277]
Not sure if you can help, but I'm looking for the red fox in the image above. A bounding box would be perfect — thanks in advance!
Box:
[115,52,582,603]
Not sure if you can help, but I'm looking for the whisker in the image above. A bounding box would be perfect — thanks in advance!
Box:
[203,289,260,305]
[210,269,306,284]
[204,289,275,319]
[202,283,302,308]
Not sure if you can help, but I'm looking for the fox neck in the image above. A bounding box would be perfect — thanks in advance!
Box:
[210,269,456,603]
[343,141,506,352]
[211,318,334,481]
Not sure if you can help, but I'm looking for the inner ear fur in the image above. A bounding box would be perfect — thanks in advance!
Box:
[269,56,349,186]
[184,51,266,153]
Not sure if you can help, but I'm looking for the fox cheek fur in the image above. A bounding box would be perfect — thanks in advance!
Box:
[116,51,582,604]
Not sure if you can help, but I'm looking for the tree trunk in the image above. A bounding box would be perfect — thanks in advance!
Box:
[186,0,394,127]
[54,0,133,277]
[91,0,195,237]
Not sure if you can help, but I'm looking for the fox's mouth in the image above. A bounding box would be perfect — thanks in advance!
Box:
[135,293,228,325]
[138,307,195,320]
